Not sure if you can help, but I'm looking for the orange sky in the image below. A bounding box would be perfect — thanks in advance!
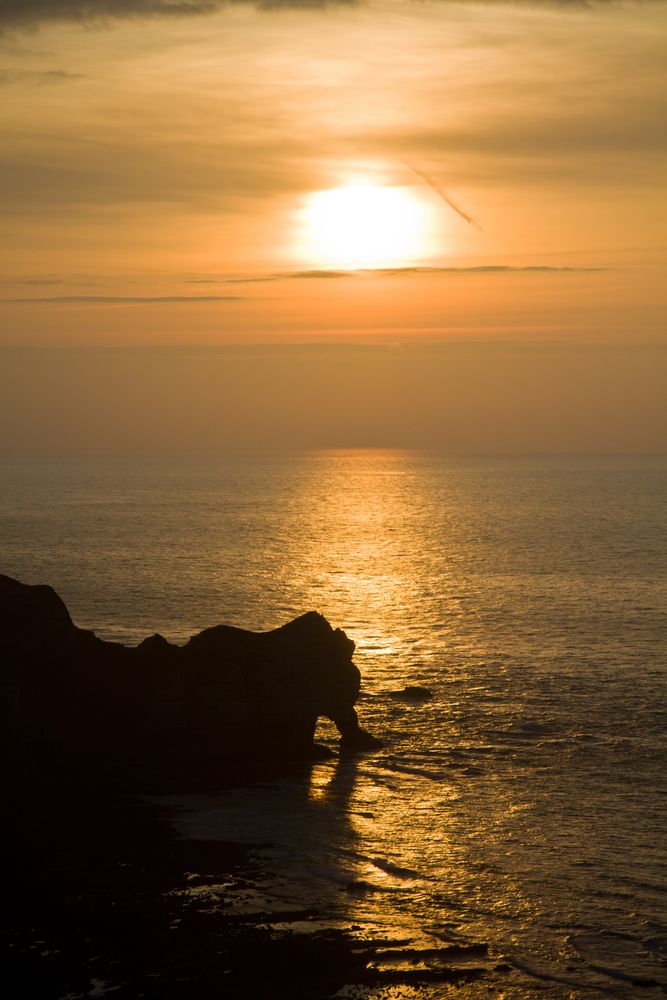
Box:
[0,1,665,451]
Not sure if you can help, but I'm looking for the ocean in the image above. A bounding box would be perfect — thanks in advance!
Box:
[2,451,666,997]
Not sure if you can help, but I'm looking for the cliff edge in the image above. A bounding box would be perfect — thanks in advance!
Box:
[0,575,381,785]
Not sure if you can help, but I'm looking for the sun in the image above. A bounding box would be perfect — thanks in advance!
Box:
[300,183,430,269]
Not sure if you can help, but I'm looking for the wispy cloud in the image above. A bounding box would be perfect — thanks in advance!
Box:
[402,161,483,231]
[0,266,610,303]
[385,104,667,161]
[0,0,358,32]
[0,68,86,85]
[0,0,647,32]
[0,277,65,285]
[185,264,609,284]
[3,294,246,304]
[0,1,221,31]
[368,265,609,275]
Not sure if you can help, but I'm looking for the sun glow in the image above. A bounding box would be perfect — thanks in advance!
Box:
[301,184,430,269]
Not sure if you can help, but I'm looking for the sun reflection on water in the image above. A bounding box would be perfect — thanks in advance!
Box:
[7,451,666,996]
[262,449,473,702]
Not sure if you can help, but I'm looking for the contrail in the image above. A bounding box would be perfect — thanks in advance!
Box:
[402,160,483,231]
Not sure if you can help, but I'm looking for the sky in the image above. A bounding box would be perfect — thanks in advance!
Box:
[0,0,665,453]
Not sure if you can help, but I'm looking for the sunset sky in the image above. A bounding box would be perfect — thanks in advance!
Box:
[1,0,665,452]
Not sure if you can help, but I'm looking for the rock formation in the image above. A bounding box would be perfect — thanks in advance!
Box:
[0,575,381,783]
[388,685,433,702]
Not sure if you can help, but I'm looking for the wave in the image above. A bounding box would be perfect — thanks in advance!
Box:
[375,761,443,781]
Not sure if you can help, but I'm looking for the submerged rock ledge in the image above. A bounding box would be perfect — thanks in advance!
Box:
[0,575,380,783]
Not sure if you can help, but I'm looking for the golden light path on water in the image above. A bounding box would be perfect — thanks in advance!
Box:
[134,452,665,997]
[3,450,666,997]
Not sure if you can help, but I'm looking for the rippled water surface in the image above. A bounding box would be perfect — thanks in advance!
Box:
[2,452,666,996]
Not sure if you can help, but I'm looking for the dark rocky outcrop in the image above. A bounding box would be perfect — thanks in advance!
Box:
[0,575,381,784]
[388,685,434,702]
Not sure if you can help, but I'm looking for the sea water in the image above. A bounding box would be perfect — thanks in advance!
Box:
[2,451,666,996]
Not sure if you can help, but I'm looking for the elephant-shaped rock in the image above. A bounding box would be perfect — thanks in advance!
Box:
[0,574,381,785]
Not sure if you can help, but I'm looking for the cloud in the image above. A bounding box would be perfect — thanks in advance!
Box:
[185,264,609,284]
[355,97,667,186]
[0,0,648,32]
[0,2,221,31]
[0,277,65,285]
[402,161,483,231]
[0,68,86,84]
[0,132,312,212]
[0,266,610,304]
[35,68,86,83]
[363,265,608,275]
[389,106,667,160]
[0,0,359,31]
[4,294,246,303]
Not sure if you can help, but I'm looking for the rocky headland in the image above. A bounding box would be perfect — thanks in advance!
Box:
[1,575,493,998]
[1,573,380,788]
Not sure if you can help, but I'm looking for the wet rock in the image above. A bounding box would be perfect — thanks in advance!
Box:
[388,685,434,702]
[0,574,380,783]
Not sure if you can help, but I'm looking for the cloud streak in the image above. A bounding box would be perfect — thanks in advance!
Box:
[402,161,483,231]
[0,1,221,31]
[0,0,647,31]
[196,264,609,284]
[0,0,358,31]
[0,266,611,303]
[0,68,86,85]
[3,294,246,303]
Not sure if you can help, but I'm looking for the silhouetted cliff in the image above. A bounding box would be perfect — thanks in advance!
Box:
[0,575,380,785]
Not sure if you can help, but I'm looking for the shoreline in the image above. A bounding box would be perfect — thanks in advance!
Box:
[4,769,493,999]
